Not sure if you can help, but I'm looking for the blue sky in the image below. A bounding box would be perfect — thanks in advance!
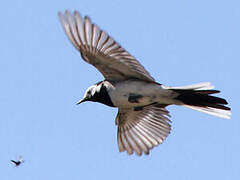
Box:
[0,0,239,179]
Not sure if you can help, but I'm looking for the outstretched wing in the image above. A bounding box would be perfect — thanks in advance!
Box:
[58,11,155,82]
[11,160,17,165]
[116,104,171,156]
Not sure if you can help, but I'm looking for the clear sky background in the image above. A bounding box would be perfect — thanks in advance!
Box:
[0,0,239,179]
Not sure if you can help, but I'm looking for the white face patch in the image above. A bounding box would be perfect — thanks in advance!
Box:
[83,83,102,99]
[82,81,115,100]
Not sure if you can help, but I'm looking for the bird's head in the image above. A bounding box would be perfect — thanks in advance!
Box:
[76,81,115,107]
[76,83,102,104]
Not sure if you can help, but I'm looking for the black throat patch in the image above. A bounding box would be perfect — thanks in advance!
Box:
[89,83,115,107]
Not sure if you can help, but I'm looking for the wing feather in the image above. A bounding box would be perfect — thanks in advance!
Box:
[75,12,86,47]
[59,10,155,82]
[116,104,171,155]
[59,12,80,50]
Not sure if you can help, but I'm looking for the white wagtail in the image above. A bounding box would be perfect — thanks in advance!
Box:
[58,11,231,156]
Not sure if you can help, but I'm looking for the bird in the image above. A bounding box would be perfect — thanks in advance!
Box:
[58,10,231,156]
[11,156,24,167]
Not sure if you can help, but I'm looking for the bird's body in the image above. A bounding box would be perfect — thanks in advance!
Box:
[59,11,231,156]
[96,79,177,108]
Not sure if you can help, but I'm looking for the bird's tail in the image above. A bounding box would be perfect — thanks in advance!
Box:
[170,82,231,119]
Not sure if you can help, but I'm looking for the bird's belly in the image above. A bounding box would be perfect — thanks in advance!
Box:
[109,80,176,108]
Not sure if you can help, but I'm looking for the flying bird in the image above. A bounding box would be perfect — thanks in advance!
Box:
[58,10,231,156]
[11,156,24,166]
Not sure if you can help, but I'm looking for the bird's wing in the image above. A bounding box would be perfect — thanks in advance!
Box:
[11,160,17,164]
[58,11,155,82]
[116,104,171,156]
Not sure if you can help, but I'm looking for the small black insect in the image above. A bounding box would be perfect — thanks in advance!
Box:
[11,156,24,167]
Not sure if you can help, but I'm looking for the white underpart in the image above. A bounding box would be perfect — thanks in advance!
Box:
[108,80,178,108]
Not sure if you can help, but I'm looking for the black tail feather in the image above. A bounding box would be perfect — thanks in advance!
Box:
[173,89,230,111]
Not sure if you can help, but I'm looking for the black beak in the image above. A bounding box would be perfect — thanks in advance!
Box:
[76,98,87,105]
